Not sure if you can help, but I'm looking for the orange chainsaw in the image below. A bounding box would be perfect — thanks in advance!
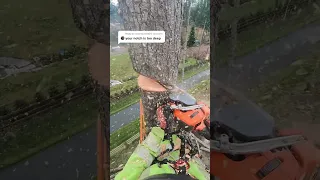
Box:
[210,79,320,180]
[156,90,210,140]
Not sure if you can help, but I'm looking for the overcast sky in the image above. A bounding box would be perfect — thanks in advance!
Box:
[111,0,118,5]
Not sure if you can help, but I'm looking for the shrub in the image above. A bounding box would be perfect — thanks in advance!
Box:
[48,85,60,97]
[187,26,196,47]
[14,99,29,110]
[0,106,10,116]
[34,92,46,102]
[80,75,90,85]
[65,80,75,90]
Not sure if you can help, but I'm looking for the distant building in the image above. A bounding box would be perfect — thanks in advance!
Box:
[110,80,122,87]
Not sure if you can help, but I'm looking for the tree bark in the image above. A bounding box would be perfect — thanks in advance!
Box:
[118,0,182,87]
[69,0,109,45]
[118,0,183,133]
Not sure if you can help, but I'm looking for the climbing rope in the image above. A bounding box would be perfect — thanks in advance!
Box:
[140,99,146,143]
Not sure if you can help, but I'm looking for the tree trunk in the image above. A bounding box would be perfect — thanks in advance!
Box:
[211,0,223,70]
[68,0,110,179]
[69,0,109,45]
[118,0,183,133]
[118,0,182,87]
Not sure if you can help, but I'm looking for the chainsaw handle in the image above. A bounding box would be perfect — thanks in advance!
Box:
[211,134,306,154]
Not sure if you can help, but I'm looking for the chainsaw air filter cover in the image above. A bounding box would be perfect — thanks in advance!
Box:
[173,104,209,128]
[169,91,197,106]
[212,100,275,142]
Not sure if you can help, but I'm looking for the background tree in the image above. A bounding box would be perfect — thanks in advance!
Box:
[211,0,224,70]
[230,0,240,67]
[190,0,210,31]
[110,3,121,23]
[187,26,196,47]
[182,0,193,80]
[118,0,183,133]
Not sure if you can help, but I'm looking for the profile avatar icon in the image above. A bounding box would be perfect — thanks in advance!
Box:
[121,36,124,40]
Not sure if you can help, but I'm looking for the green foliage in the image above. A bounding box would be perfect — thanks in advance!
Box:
[110,119,139,150]
[80,75,90,85]
[14,100,28,110]
[190,0,210,30]
[0,106,10,116]
[0,0,87,59]
[64,80,75,90]
[34,92,46,102]
[187,27,196,47]
[219,0,292,22]
[48,85,60,97]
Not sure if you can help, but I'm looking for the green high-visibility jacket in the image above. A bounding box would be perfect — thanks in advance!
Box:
[115,127,210,180]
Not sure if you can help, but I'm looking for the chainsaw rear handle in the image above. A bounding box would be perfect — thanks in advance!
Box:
[211,134,306,154]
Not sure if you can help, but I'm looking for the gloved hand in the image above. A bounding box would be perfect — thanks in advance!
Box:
[187,155,210,180]
[115,127,166,180]
[115,127,210,180]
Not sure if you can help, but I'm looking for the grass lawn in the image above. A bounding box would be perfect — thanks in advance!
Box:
[251,41,320,129]
[110,119,139,150]
[0,88,140,168]
[110,54,201,81]
[110,92,140,115]
[180,63,209,81]
[0,95,98,168]
[216,4,320,65]
[110,139,139,170]
[110,53,136,81]
[0,57,89,105]
[0,0,87,59]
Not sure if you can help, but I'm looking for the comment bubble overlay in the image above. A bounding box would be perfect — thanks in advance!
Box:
[118,31,165,44]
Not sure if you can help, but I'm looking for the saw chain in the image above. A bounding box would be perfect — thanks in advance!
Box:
[211,134,306,154]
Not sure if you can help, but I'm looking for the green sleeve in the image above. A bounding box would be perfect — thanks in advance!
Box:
[187,156,210,180]
[115,127,165,180]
